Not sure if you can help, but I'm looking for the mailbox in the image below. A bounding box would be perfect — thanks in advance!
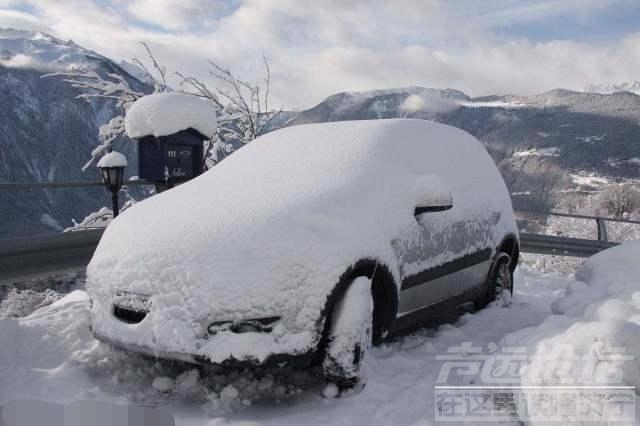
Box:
[137,128,206,185]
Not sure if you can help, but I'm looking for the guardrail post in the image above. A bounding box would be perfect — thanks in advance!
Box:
[596,218,608,242]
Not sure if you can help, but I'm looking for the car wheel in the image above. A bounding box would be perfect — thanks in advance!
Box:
[322,276,373,394]
[476,255,513,308]
[489,257,513,307]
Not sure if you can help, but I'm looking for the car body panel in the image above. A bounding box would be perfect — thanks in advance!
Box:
[86,119,518,366]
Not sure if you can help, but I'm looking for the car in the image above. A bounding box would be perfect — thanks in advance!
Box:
[86,118,519,392]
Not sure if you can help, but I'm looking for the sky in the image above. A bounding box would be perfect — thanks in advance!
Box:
[1,0,640,109]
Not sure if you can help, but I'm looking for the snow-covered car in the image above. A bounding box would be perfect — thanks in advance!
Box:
[86,119,519,391]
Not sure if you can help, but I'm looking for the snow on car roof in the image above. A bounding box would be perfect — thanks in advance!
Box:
[95,119,512,288]
[136,118,507,235]
[124,93,218,139]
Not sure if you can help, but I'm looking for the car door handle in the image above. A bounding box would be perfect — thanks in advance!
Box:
[414,205,453,216]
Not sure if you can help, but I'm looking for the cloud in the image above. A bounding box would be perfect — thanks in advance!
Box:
[400,93,459,114]
[125,0,232,31]
[491,110,521,124]
[0,9,55,33]
[467,0,630,27]
[2,0,640,109]
[0,53,52,70]
[400,95,427,112]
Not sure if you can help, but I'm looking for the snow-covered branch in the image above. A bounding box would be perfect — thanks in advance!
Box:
[44,70,144,110]
[48,42,282,172]
[177,56,283,165]
[131,42,168,93]
[43,43,169,168]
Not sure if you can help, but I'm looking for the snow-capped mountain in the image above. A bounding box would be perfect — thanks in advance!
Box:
[0,28,105,72]
[0,28,150,238]
[291,87,469,124]
[586,80,640,95]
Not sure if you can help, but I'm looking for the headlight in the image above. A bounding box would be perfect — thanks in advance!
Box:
[207,316,280,335]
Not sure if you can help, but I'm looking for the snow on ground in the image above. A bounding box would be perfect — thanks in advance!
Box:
[506,242,640,424]
[571,173,612,187]
[4,254,638,425]
[459,100,528,108]
[576,134,606,144]
[513,147,560,158]
[607,157,640,167]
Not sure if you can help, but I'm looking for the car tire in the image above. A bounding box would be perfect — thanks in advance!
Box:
[322,276,374,394]
[475,254,513,309]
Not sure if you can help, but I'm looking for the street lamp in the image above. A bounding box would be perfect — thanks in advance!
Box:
[97,150,128,218]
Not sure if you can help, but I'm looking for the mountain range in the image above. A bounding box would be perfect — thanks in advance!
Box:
[0,29,149,238]
[586,80,640,95]
[288,87,640,211]
[0,28,638,238]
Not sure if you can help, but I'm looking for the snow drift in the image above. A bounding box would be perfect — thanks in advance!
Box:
[505,241,640,424]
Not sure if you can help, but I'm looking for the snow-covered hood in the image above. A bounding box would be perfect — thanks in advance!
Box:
[86,119,515,360]
[87,120,416,356]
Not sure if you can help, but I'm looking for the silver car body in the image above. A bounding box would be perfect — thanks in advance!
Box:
[86,119,518,365]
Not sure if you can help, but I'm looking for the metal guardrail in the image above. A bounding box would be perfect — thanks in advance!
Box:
[0,179,154,283]
[519,233,618,258]
[0,229,104,285]
[0,223,627,285]
[0,198,636,283]
[515,209,640,242]
[0,179,155,190]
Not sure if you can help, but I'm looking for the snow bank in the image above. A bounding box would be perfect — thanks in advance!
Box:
[513,147,560,158]
[87,118,516,364]
[505,242,640,424]
[1,270,557,424]
[96,150,127,168]
[124,93,218,139]
[0,291,94,403]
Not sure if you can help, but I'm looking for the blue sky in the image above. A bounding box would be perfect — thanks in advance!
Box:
[1,0,639,108]
[493,2,640,44]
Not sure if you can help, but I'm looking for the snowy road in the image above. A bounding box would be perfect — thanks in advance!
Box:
[0,262,637,425]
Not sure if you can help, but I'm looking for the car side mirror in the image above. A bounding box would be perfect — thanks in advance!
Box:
[414,177,453,216]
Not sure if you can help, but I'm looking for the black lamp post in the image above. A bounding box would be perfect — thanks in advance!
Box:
[97,150,127,218]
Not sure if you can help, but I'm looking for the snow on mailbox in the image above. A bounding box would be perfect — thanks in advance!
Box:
[125,93,218,186]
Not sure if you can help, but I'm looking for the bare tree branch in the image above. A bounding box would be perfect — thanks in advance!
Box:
[43,44,170,168]
[133,42,167,92]
[262,54,271,113]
